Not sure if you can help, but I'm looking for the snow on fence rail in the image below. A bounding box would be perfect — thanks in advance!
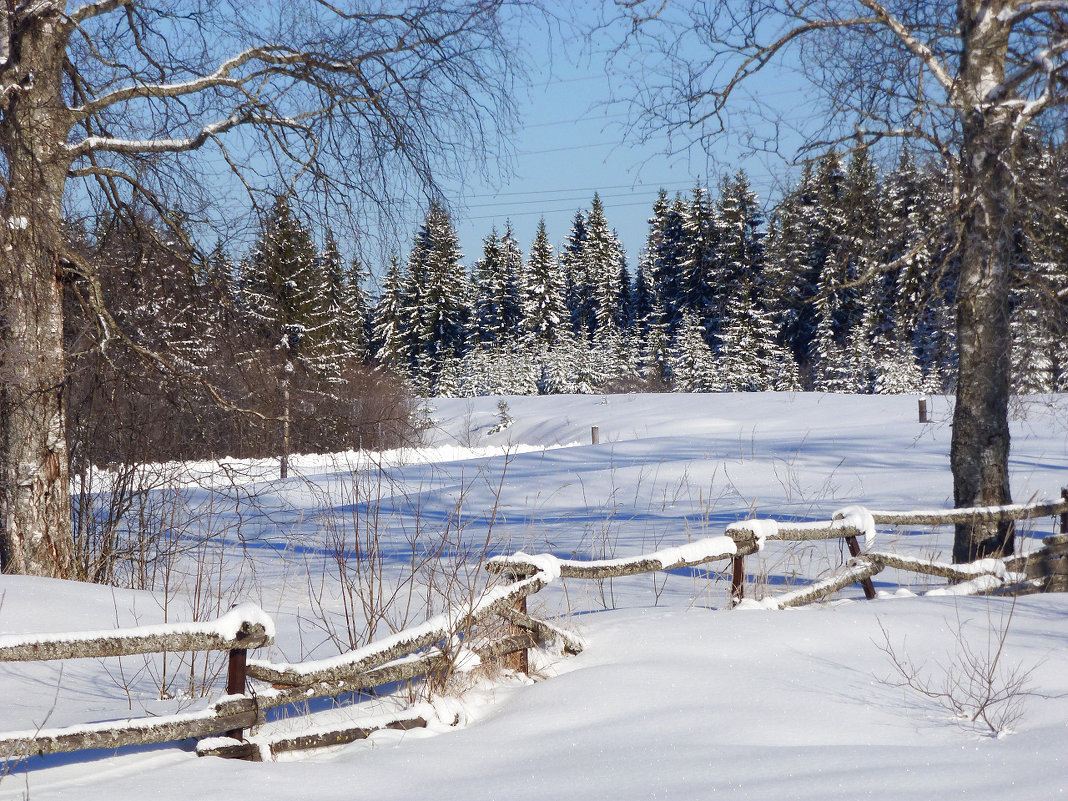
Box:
[0,603,273,662]
[484,537,738,580]
[721,490,1068,606]
[245,569,554,687]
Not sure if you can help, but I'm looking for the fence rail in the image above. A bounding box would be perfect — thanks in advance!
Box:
[3,488,1066,763]
[0,604,272,662]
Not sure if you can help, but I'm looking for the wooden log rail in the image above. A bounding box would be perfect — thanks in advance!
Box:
[484,537,738,580]
[0,573,568,763]
[0,697,261,758]
[725,513,876,603]
[764,559,884,610]
[0,603,273,662]
[857,497,1068,527]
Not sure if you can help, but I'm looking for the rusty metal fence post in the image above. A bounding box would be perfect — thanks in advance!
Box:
[730,554,745,605]
[845,534,877,600]
[225,648,248,740]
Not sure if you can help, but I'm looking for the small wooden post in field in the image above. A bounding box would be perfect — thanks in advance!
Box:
[591,425,600,445]
[918,398,929,423]
[845,535,877,600]
[1061,487,1068,535]
[225,648,248,740]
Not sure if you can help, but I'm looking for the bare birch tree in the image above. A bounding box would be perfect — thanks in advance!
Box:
[0,0,525,577]
[612,0,1068,562]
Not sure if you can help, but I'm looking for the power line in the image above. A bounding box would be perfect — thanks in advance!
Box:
[461,185,692,211]
[519,84,807,130]
[519,139,630,155]
[460,178,699,200]
[465,197,668,222]
[523,111,630,129]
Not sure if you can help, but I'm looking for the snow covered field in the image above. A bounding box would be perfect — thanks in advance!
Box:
[2,392,1067,799]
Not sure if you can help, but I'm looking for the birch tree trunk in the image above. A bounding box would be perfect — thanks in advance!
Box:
[951,0,1016,562]
[0,3,76,577]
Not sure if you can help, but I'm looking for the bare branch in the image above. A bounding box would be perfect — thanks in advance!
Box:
[854,0,959,98]
[68,110,310,157]
[68,0,132,26]
[691,16,884,131]
[998,0,1068,26]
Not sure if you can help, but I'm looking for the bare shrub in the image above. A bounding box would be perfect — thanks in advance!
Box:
[297,449,519,704]
[875,598,1048,736]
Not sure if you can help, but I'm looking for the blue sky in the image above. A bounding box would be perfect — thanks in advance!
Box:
[440,11,811,273]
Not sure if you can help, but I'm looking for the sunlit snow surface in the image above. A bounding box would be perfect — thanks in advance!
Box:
[2,392,1067,800]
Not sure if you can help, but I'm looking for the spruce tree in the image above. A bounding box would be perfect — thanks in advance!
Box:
[499,223,525,340]
[404,203,471,392]
[342,254,372,361]
[319,233,369,363]
[473,226,505,345]
[669,311,719,392]
[713,171,765,345]
[584,194,625,337]
[241,196,336,376]
[762,163,826,382]
[680,183,718,332]
[373,254,411,373]
[521,218,567,347]
[649,195,690,335]
[560,210,591,337]
[630,264,654,338]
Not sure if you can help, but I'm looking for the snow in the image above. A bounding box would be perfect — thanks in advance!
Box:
[2,392,1067,800]
[489,537,735,574]
[645,536,737,564]
[833,504,878,547]
[925,574,1010,596]
[2,703,228,745]
[215,603,276,641]
[493,551,563,579]
[727,518,778,550]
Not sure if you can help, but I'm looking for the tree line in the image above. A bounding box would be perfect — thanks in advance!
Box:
[71,142,1068,471]
[375,145,1068,398]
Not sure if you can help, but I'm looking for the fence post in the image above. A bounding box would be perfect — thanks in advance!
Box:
[591,425,600,445]
[918,398,928,423]
[225,648,248,740]
[730,555,745,605]
[1061,487,1068,535]
[845,535,877,600]
[505,577,529,674]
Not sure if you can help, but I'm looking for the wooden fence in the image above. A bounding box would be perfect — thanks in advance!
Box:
[2,488,1066,763]
[0,604,272,756]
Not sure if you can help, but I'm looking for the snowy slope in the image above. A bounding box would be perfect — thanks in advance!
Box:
[2,392,1067,800]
